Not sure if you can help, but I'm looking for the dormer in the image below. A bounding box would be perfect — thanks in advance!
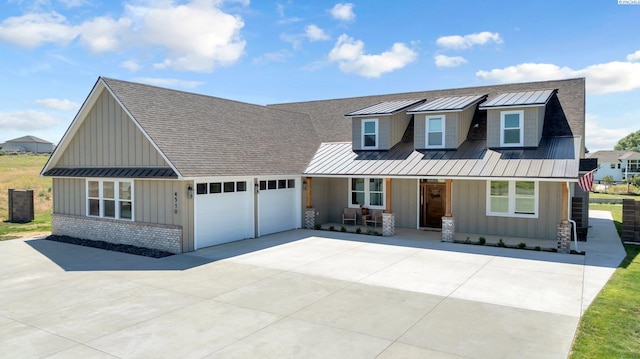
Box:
[480,89,557,148]
[407,94,487,150]
[346,99,425,151]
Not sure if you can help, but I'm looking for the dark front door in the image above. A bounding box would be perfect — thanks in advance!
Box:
[420,182,446,228]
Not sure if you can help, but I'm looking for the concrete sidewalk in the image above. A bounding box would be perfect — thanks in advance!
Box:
[0,210,626,358]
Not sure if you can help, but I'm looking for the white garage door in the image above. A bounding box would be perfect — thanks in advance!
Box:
[258,178,299,236]
[195,180,253,249]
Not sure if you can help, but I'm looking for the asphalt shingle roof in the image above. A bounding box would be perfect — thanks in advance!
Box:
[586,150,640,163]
[101,78,321,177]
[7,135,52,144]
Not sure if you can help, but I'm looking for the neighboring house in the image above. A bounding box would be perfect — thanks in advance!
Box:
[42,77,588,253]
[586,150,640,183]
[2,135,53,153]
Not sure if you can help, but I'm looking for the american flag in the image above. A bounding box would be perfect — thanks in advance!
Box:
[578,169,597,192]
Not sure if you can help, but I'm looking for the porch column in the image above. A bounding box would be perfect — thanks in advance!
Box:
[442,179,455,242]
[382,178,395,236]
[304,177,316,229]
[557,181,571,253]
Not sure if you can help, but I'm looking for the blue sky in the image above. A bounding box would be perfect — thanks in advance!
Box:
[1,0,639,151]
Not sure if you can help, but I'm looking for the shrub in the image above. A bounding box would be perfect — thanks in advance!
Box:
[464,237,472,244]
[497,239,506,247]
[340,226,347,232]
[314,223,321,230]
[535,246,541,251]
[329,226,335,231]
[478,237,486,245]
[355,227,362,234]
[517,242,527,249]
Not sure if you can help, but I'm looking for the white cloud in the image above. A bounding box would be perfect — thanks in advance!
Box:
[34,98,80,111]
[476,56,640,94]
[129,1,246,72]
[305,24,329,41]
[330,3,355,22]
[77,16,131,53]
[585,113,634,151]
[434,54,467,68]
[133,77,204,89]
[328,34,417,78]
[436,31,502,50]
[57,0,88,7]
[121,60,142,72]
[0,110,60,131]
[0,12,77,48]
[627,50,640,62]
[253,49,292,64]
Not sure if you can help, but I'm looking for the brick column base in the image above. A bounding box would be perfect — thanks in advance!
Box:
[304,208,316,229]
[382,213,395,236]
[442,216,455,242]
[557,221,572,254]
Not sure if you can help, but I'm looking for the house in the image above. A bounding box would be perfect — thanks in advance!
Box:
[42,77,588,253]
[1,135,53,153]
[586,150,640,183]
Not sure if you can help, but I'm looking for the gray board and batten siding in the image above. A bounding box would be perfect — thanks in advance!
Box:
[351,111,413,151]
[413,104,477,150]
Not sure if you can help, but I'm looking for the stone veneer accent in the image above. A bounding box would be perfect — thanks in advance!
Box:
[442,216,455,242]
[8,189,34,223]
[304,208,316,229]
[382,213,395,236]
[52,213,183,254]
[557,221,572,254]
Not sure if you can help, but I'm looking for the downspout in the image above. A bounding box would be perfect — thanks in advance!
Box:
[567,182,579,253]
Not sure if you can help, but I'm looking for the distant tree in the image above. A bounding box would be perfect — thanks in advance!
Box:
[631,174,640,189]
[614,130,640,151]
[602,175,614,192]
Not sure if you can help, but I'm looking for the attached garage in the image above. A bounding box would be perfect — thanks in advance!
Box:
[195,179,254,249]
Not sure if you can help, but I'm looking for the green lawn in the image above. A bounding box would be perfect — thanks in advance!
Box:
[0,154,52,239]
[570,203,639,358]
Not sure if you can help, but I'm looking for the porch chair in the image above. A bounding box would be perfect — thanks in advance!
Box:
[342,208,357,225]
[365,209,383,227]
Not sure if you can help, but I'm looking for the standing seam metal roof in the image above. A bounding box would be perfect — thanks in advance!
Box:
[407,94,486,113]
[479,89,556,108]
[345,99,425,116]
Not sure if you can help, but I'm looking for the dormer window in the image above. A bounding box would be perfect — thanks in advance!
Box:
[500,110,523,147]
[362,119,378,149]
[426,115,445,148]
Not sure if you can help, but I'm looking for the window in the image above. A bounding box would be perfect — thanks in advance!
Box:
[349,177,385,209]
[196,183,207,195]
[209,182,221,194]
[278,179,287,189]
[237,181,247,192]
[361,119,378,149]
[268,180,277,189]
[260,181,267,190]
[223,182,235,192]
[628,160,639,172]
[487,180,538,218]
[87,179,134,220]
[426,115,445,148]
[500,110,524,147]
[287,179,295,188]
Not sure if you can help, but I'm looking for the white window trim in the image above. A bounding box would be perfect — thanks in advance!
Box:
[361,118,379,150]
[86,179,135,221]
[486,180,538,218]
[348,177,386,210]
[500,110,524,147]
[425,115,445,149]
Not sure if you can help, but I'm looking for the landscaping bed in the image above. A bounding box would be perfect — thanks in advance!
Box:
[45,235,174,258]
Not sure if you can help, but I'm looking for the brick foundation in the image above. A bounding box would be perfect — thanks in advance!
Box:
[382,213,395,236]
[52,213,183,254]
[304,208,316,229]
[442,216,455,242]
[557,221,572,253]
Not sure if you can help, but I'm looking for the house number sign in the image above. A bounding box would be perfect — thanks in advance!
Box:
[174,192,178,214]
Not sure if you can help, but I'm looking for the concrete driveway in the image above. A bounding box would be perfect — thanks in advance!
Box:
[0,211,625,358]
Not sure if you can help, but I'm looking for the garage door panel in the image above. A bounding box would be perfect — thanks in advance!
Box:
[258,179,299,236]
[196,184,253,249]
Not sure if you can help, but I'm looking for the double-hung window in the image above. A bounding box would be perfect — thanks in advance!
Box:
[87,179,133,220]
[500,110,524,147]
[362,119,378,149]
[426,115,445,148]
[487,180,537,218]
[350,178,385,209]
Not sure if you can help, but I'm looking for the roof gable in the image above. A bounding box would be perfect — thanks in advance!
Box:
[7,135,51,144]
